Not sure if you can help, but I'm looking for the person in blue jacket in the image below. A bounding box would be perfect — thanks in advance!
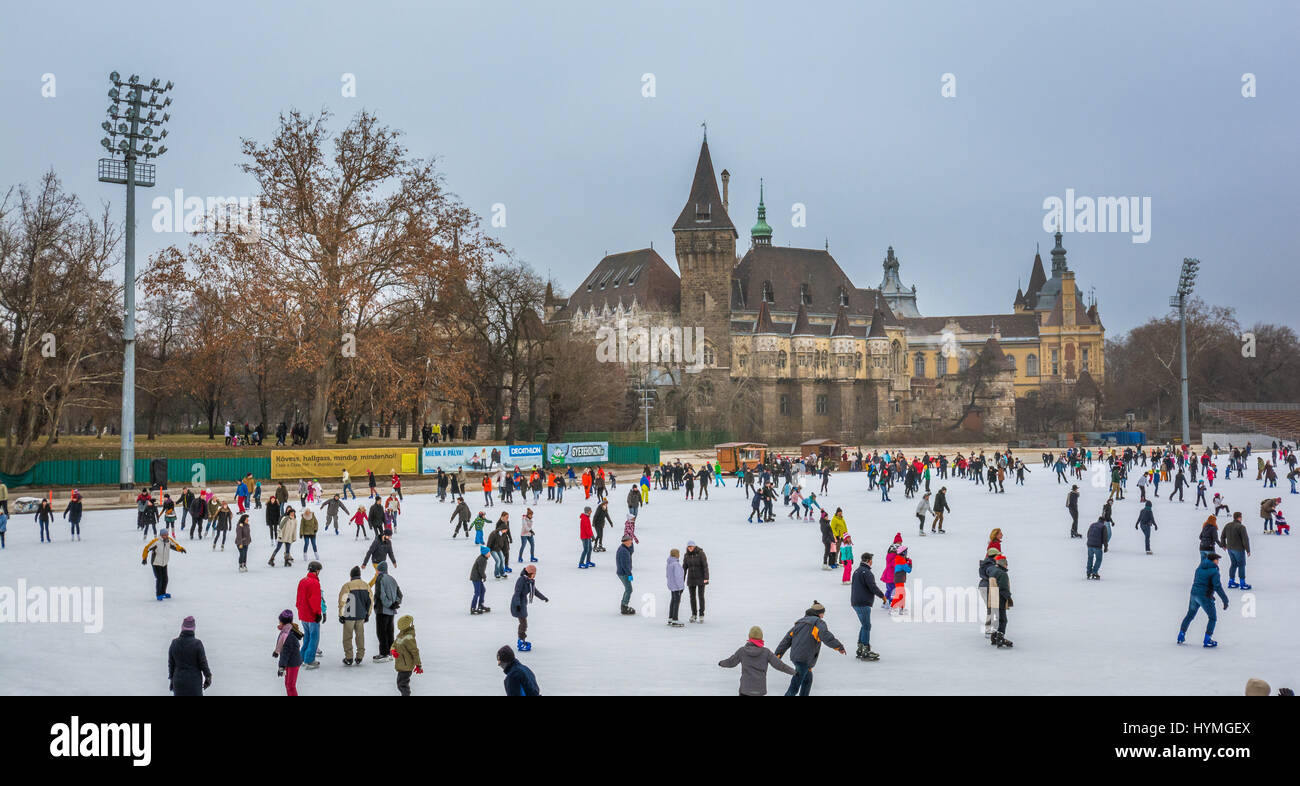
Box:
[616,535,635,615]
[1178,553,1230,648]
[496,645,540,696]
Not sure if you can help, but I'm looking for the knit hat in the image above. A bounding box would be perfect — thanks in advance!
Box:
[842,534,852,544]
[480,546,490,555]
[278,609,294,624]
[806,600,826,615]
[308,560,322,573]
[893,532,902,543]
[181,616,196,633]
[670,548,680,558]
[497,645,516,664]
[687,540,696,547]
[621,534,632,543]
[996,554,1008,564]
[350,566,361,579]
[1245,678,1271,696]
[987,547,1001,557]
[748,625,763,640]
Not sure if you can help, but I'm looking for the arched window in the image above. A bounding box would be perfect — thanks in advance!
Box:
[1026,353,1039,377]
[855,352,863,370]
[958,353,971,373]
[777,350,787,369]
[914,352,927,378]
[702,343,716,366]
[890,340,902,375]
[1005,354,1016,373]
[698,382,713,406]
[936,353,948,376]
[762,281,774,303]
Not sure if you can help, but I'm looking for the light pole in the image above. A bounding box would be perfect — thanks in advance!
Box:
[98,72,174,493]
[1168,257,1199,446]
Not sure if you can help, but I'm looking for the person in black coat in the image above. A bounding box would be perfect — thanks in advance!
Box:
[364,529,397,569]
[849,553,886,659]
[368,500,386,537]
[681,541,710,622]
[592,502,613,552]
[168,616,212,696]
[497,646,540,696]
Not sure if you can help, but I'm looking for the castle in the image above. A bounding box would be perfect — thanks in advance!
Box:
[545,135,1104,440]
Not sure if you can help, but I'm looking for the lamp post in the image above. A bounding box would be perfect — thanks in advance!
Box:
[1168,257,1199,446]
[98,72,174,493]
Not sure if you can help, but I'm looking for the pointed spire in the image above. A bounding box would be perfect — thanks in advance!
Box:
[866,308,887,339]
[673,136,736,233]
[754,299,777,334]
[791,302,813,336]
[1025,248,1048,306]
[1050,230,1068,275]
[831,304,852,336]
[750,177,772,245]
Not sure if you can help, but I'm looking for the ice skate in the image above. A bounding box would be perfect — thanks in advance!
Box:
[1203,634,1217,648]
[1239,582,1252,590]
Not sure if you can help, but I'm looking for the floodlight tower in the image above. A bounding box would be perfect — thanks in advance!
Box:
[98,72,174,493]
[1168,257,1199,446]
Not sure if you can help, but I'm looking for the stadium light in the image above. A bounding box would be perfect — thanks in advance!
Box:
[1169,258,1200,446]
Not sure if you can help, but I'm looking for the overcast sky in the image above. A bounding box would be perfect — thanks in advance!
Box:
[3,0,1296,335]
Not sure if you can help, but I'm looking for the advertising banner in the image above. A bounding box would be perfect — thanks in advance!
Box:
[545,441,609,466]
[421,444,545,474]
[270,448,418,480]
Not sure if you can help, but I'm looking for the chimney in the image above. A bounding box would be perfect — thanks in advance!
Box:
[720,169,730,214]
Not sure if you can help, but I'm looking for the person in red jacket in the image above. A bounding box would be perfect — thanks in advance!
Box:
[296,561,324,669]
[578,506,595,569]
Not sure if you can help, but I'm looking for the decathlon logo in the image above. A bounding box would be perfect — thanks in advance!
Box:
[49,717,152,766]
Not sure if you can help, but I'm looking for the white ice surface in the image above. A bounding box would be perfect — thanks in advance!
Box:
[1,465,1295,695]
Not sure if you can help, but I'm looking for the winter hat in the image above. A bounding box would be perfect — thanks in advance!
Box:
[986,547,1002,558]
[995,554,1007,564]
[748,625,763,640]
[181,616,196,633]
[687,540,697,547]
[842,534,852,545]
[497,645,516,664]
[621,535,632,543]
[308,560,322,573]
[350,566,361,580]
[278,609,294,624]
[1245,678,1271,696]
[893,532,902,544]
[806,600,826,615]
[480,546,490,555]
[670,548,680,558]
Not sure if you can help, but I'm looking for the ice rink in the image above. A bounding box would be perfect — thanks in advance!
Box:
[2,462,1296,695]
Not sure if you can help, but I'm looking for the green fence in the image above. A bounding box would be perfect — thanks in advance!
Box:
[608,443,660,466]
[1,456,272,488]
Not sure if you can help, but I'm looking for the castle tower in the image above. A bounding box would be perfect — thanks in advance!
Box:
[674,133,737,378]
[878,246,921,318]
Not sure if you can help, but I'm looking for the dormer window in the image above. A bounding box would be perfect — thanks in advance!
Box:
[695,202,711,222]
[626,264,644,285]
[762,281,774,303]
[839,287,849,307]
[800,283,811,306]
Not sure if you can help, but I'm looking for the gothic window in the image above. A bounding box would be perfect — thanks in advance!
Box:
[702,342,716,366]
[800,283,811,306]
[777,350,787,369]
[936,353,948,376]
[1026,353,1039,376]
[1051,349,1059,376]
[762,281,774,303]
[855,352,863,370]
[914,352,927,378]
[698,381,714,406]
[1005,354,1016,373]
[815,394,828,415]
[779,394,790,415]
[1081,346,1090,373]
[890,340,902,375]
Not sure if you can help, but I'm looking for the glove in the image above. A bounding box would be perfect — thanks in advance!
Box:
[141,558,147,565]
[390,648,399,659]
[627,574,633,581]
[1222,601,1229,611]
[203,676,212,689]
[277,668,285,677]
[414,665,423,675]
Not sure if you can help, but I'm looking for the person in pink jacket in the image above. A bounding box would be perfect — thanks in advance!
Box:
[882,532,903,605]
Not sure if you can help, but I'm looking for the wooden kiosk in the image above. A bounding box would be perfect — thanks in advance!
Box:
[714,442,768,474]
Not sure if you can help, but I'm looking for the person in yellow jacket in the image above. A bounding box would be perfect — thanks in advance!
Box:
[142,530,187,600]
[391,614,422,696]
